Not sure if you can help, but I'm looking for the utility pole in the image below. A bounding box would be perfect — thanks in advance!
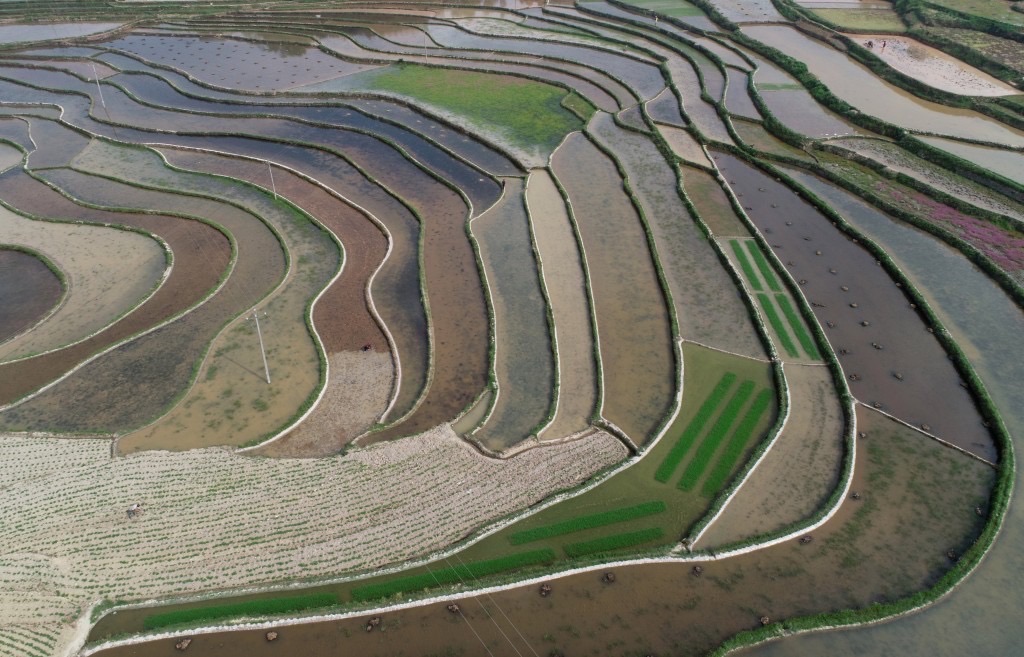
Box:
[90,62,106,108]
[248,308,271,384]
[267,161,277,199]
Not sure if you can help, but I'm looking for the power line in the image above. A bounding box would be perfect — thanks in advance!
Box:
[450,552,541,657]
[423,562,496,657]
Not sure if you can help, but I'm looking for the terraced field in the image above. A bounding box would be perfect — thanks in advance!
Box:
[0,3,1018,657]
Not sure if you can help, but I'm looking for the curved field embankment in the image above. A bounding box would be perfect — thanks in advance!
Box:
[155,148,391,457]
[266,406,991,657]
[0,167,231,410]
[525,168,598,441]
[0,204,165,362]
[469,177,556,450]
[552,130,676,445]
[66,140,337,452]
[0,246,63,344]
[712,151,995,461]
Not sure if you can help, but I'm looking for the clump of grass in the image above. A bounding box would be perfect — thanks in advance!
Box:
[701,388,774,496]
[655,373,737,483]
[143,593,338,630]
[509,501,667,545]
[563,527,665,558]
[731,239,764,292]
[756,293,799,358]
[678,381,755,491]
[350,550,556,602]
[774,293,820,359]
[365,63,584,151]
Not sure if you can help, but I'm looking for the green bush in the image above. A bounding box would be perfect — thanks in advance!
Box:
[655,372,737,483]
[701,388,774,496]
[678,380,755,491]
[143,593,338,630]
[509,500,667,545]
[563,527,666,558]
[350,550,556,602]
[730,239,763,291]
[775,293,820,359]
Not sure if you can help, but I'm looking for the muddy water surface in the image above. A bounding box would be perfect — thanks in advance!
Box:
[590,112,763,360]
[94,407,992,657]
[525,169,596,441]
[745,158,1024,657]
[0,204,166,362]
[713,152,993,460]
[0,168,230,407]
[0,248,62,343]
[552,131,674,444]
[470,178,555,450]
[744,25,1024,147]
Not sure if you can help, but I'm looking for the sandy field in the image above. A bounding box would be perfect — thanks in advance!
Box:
[850,34,1019,96]
[0,423,626,657]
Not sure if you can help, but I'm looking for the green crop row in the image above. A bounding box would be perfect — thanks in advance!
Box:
[775,293,820,359]
[563,527,666,558]
[701,388,774,496]
[509,500,667,545]
[730,239,763,291]
[756,293,799,358]
[678,380,755,491]
[745,241,782,292]
[350,549,556,602]
[654,372,737,483]
[143,593,339,631]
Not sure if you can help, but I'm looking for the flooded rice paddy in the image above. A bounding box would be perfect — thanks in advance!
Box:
[0,204,166,362]
[0,247,62,343]
[713,152,994,460]
[0,3,1019,656]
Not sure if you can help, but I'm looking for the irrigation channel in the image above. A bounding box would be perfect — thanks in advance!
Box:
[0,2,1021,656]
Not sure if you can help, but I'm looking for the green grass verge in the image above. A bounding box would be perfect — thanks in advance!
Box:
[654,372,737,483]
[143,593,339,631]
[678,381,755,491]
[756,292,799,358]
[745,240,782,292]
[350,550,556,602]
[730,239,763,291]
[563,527,665,558]
[701,388,773,496]
[509,500,667,545]
[775,293,820,359]
[363,63,583,151]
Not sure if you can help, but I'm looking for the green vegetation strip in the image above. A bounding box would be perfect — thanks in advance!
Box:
[563,527,665,558]
[654,372,737,483]
[350,550,556,602]
[730,239,763,291]
[509,500,667,545]
[756,293,799,358]
[143,593,339,631]
[745,241,782,292]
[775,293,820,359]
[701,388,774,496]
[678,381,755,492]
